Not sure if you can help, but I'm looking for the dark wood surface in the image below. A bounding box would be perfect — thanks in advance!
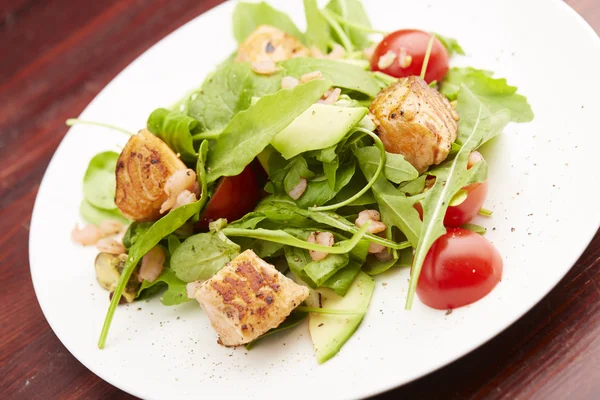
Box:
[1,1,598,399]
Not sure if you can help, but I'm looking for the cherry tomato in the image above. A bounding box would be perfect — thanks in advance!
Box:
[444,181,488,228]
[196,163,263,230]
[415,152,488,227]
[371,29,449,83]
[416,228,503,310]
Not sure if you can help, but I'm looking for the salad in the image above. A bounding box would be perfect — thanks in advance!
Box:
[70,0,533,363]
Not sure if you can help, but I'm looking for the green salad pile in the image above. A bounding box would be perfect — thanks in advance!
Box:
[73,0,533,363]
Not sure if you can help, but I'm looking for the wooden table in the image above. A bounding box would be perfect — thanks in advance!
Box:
[1,1,598,398]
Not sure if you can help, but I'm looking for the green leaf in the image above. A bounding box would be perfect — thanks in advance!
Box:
[221,223,370,255]
[325,0,372,50]
[83,151,119,210]
[137,268,190,306]
[295,160,355,208]
[434,33,465,56]
[146,108,197,163]
[195,140,209,219]
[232,2,305,44]
[245,311,307,350]
[462,223,487,235]
[228,212,268,230]
[187,61,282,131]
[170,232,241,282]
[454,85,511,147]
[440,67,534,124]
[406,103,490,309]
[304,0,331,52]
[122,222,153,249]
[80,200,128,226]
[398,175,427,196]
[206,79,331,183]
[99,198,208,348]
[282,58,381,97]
[384,151,419,184]
[304,253,350,286]
[255,196,407,250]
[284,246,317,287]
[355,147,422,246]
[167,235,181,255]
[283,157,316,194]
[234,237,284,259]
[321,259,361,296]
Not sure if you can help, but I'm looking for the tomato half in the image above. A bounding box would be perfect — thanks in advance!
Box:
[416,228,503,310]
[196,163,263,230]
[371,29,449,83]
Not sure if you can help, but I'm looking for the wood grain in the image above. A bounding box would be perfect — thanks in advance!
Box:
[0,1,598,399]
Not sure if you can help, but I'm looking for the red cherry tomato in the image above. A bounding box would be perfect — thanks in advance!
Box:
[414,152,488,227]
[371,29,449,83]
[196,163,263,230]
[444,181,488,228]
[416,228,503,310]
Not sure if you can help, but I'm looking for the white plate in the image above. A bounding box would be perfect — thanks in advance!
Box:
[30,0,600,399]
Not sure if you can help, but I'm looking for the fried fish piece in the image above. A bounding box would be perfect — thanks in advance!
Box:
[187,250,309,346]
[235,25,309,64]
[115,129,187,221]
[369,76,459,173]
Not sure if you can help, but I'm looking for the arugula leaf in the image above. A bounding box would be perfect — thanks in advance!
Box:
[321,259,361,296]
[83,151,119,210]
[282,58,381,97]
[454,85,511,147]
[304,0,331,52]
[355,147,422,246]
[137,268,189,306]
[245,311,307,350]
[80,200,128,226]
[295,160,355,208]
[304,253,350,286]
[228,212,268,230]
[195,140,209,220]
[99,198,209,348]
[206,79,331,183]
[284,246,317,287]
[255,196,407,249]
[232,2,305,44]
[354,148,421,185]
[325,0,372,50]
[122,222,153,249]
[405,103,489,309]
[462,223,487,235]
[146,108,197,163]
[170,232,240,282]
[398,175,427,196]
[440,67,534,124]
[434,33,465,56]
[221,223,370,255]
[333,173,376,206]
[234,237,284,259]
[167,235,181,254]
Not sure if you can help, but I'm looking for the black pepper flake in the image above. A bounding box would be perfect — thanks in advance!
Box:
[265,42,275,53]
[445,309,453,316]
[390,113,397,119]
[318,323,324,327]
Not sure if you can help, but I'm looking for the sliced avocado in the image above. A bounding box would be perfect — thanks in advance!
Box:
[271,103,367,160]
[309,272,375,364]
